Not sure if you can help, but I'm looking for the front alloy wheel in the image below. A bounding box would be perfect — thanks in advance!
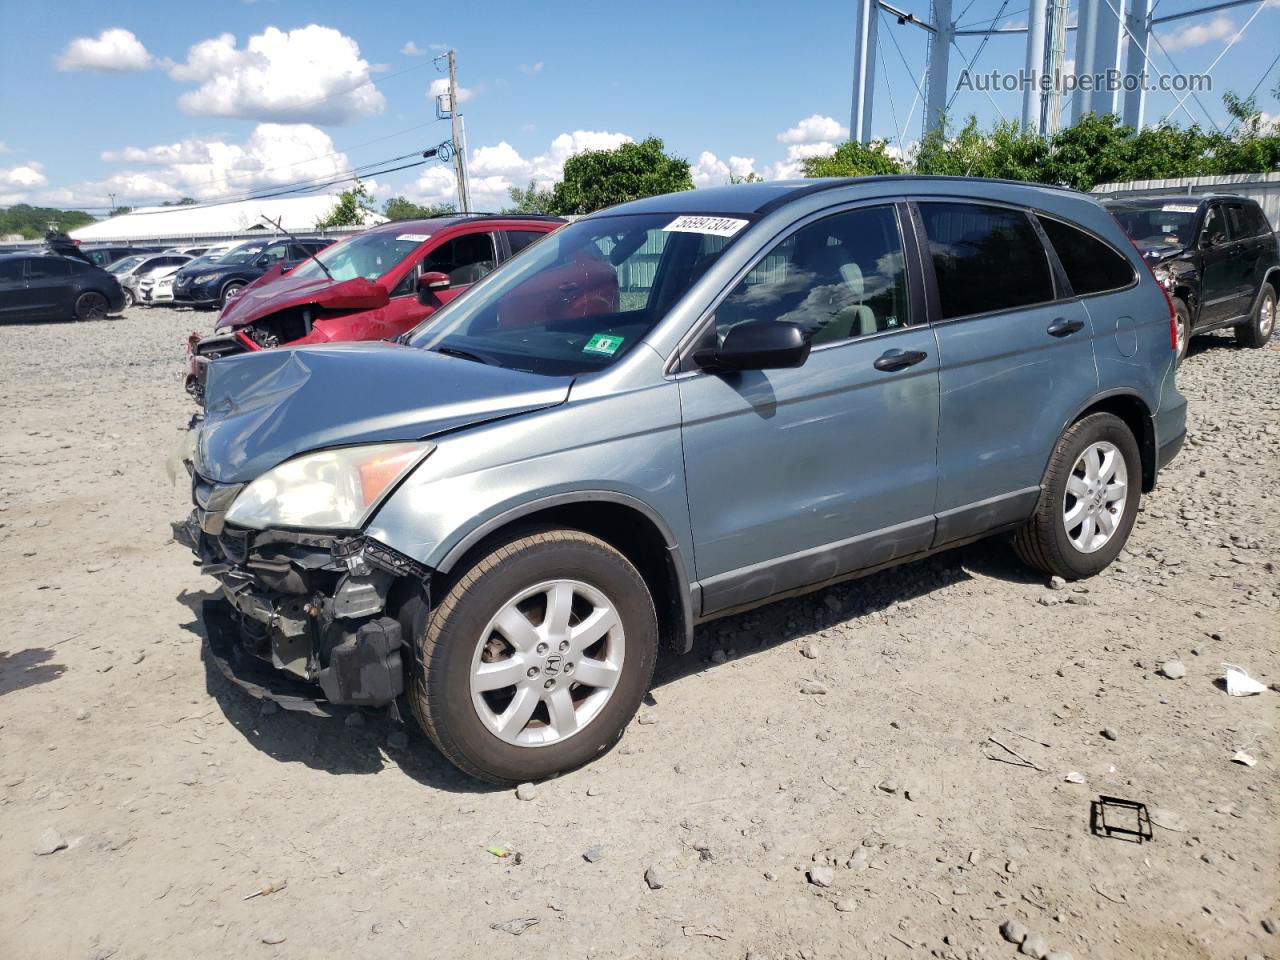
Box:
[409,528,657,784]
[470,579,625,747]
[1062,441,1129,554]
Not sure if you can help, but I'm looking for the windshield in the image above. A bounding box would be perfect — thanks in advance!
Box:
[408,212,740,376]
[290,232,425,282]
[108,255,145,274]
[1108,201,1199,247]
[217,241,268,265]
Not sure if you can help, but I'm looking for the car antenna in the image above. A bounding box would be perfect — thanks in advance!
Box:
[259,215,335,281]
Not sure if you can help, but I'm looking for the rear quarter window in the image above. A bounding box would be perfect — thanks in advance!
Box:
[1037,215,1136,296]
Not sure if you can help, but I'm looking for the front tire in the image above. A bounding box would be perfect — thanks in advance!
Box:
[1014,412,1141,580]
[1236,284,1276,349]
[122,289,136,309]
[410,529,658,784]
[1172,297,1190,363]
[219,281,245,307]
[74,291,108,321]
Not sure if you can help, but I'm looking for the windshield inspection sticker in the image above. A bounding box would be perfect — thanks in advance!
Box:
[662,215,749,237]
[583,333,625,356]
[1161,204,1198,214]
[395,233,431,242]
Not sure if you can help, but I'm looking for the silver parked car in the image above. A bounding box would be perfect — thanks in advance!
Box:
[177,177,1188,784]
[113,252,193,307]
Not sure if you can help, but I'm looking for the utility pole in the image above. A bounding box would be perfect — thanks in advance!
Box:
[447,50,471,213]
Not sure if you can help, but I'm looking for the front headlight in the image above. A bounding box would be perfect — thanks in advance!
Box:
[224,442,432,530]
[193,273,219,284]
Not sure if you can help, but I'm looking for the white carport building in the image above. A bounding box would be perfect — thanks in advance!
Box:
[70,194,385,244]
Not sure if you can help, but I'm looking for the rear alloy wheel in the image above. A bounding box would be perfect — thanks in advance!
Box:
[1172,298,1190,363]
[122,288,136,309]
[409,528,657,784]
[1014,412,1141,580]
[1236,285,1276,349]
[74,291,109,321]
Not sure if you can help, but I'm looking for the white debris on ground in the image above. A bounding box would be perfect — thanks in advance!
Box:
[0,306,1276,959]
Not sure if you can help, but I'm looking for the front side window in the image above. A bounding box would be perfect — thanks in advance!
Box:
[1037,216,1135,296]
[714,205,910,345]
[218,242,268,265]
[919,202,1053,319]
[261,243,290,263]
[0,260,23,283]
[407,212,740,376]
[422,232,497,287]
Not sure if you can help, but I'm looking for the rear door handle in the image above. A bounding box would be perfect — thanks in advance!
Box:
[1046,317,1085,337]
[874,348,928,371]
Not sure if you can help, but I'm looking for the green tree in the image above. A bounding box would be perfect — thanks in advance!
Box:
[0,204,95,239]
[382,196,456,220]
[801,139,904,178]
[316,180,377,228]
[108,206,134,217]
[547,137,693,216]
[729,171,765,184]
[503,180,555,213]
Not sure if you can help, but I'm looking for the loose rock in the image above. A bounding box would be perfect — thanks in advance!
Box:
[1158,660,1186,680]
[582,844,605,863]
[643,865,666,890]
[799,681,828,695]
[386,730,409,750]
[807,865,835,887]
[1020,933,1050,958]
[515,782,538,801]
[1100,727,1118,741]
[1000,919,1029,944]
[33,828,67,856]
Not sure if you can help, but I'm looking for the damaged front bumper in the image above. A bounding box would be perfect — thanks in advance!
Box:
[175,474,428,714]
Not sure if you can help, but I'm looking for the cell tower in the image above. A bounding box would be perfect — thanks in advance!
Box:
[850,0,1270,144]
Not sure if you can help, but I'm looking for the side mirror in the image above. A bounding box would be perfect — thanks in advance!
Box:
[253,255,269,267]
[694,319,811,372]
[417,271,451,304]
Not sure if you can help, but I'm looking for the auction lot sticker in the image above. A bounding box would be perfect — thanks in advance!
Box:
[663,215,749,237]
[396,233,432,242]
[1161,205,1198,214]
[583,333,625,356]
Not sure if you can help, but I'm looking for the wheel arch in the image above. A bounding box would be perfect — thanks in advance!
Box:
[1059,390,1157,492]
[434,492,696,654]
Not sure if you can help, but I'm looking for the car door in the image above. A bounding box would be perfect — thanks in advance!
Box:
[678,202,940,616]
[25,256,73,319]
[382,229,499,338]
[1224,202,1268,312]
[1197,203,1239,327]
[915,200,1097,545]
[0,258,31,319]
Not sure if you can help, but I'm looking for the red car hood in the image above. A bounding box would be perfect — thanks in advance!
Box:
[216,273,389,330]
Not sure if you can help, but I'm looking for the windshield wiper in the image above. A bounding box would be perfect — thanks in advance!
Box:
[260,214,334,281]
[432,345,495,366]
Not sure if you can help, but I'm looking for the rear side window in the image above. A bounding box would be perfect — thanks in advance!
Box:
[28,257,71,280]
[1037,216,1135,295]
[1226,202,1270,238]
[919,202,1053,319]
[506,230,546,256]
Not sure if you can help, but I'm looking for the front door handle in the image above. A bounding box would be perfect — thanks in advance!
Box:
[874,348,928,371]
[1046,317,1085,337]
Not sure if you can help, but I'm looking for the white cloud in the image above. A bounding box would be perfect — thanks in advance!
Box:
[67,123,354,206]
[765,142,838,180]
[520,61,544,75]
[56,28,154,72]
[401,40,426,56]
[429,76,474,105]
[777,114,849,146]
[1157,15,1235,53]
[170,26,385,124]
[409,130,632,211]
[0,162,50,205]
[690,152,760,187]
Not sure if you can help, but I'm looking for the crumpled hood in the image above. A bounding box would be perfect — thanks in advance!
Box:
[196,341,572,483]
[1133,238,1186,263]
[217,273,386,331]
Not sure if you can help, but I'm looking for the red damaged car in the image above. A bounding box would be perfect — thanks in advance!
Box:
[185,214,564,398]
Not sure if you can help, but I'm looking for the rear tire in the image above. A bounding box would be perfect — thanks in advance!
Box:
[1235,284,1276,349]
[1014,412,1141,580]
[409,529,658,785]
[74,291,108,321]
[122,289,136,309]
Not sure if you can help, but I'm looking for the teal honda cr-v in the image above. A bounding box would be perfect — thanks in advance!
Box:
[177,176,1187,784]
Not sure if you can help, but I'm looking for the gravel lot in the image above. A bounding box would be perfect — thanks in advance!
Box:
[0,305,1276,960]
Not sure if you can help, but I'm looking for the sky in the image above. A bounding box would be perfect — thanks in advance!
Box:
[1,0,1277,215]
